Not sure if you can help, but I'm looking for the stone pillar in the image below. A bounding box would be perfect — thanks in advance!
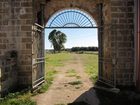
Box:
[110,0,135,87]
[0,0,33,97]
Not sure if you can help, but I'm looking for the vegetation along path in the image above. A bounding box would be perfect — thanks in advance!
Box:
[33,52,99,105]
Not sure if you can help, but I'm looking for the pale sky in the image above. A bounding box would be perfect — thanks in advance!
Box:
[45,28,98,49]
[45,9,98,49]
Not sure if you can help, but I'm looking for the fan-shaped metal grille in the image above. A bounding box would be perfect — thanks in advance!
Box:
[46,9,96,28]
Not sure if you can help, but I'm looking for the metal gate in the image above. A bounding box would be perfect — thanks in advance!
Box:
[98,3,116,87]
[32,23,45,90]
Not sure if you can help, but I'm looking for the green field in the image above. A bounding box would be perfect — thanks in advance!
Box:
[46,51,98,83]
[0,52,98,105]
[40,52,98,92]
[79,52,98,83]
[0,92,35,105]
[39,52,72,93]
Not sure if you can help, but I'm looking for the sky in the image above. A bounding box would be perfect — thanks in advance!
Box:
[45,9,98,49]
[45,28,98,49]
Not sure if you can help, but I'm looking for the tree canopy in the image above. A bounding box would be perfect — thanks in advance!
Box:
[48,29,67,53]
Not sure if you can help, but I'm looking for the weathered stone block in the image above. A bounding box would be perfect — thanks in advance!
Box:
[26,43,32,49]
[0,44,6,49]
[21,26,32,31]
[21,2,32,7]
[20,14,32,19]
[22,38,32,43]
[0,33,7,37]
[111,1,126,6]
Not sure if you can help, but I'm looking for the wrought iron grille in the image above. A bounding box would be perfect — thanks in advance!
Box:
[46,9,97,28]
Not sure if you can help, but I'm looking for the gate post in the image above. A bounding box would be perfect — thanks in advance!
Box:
[136,0,140,91]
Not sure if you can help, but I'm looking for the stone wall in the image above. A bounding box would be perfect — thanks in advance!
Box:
[0,0,19,97]
[0,0,136,97]
[45,0,135,87]
[0,51,17,97]
[45,0,103,26]
[110,0,135,86]
[0,0,33,97]
[16,0,33,89]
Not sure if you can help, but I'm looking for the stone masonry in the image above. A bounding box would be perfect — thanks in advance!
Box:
[44,0,135,87]
[0,0,137,97]
[110,0,135,86]
[0,0,33,97]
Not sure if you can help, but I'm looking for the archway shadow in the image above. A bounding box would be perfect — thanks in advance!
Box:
[68,87,100,105]
[68,86,140,105]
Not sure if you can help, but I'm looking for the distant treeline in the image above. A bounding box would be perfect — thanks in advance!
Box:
[46,47,98,53]
[68,47,98,52]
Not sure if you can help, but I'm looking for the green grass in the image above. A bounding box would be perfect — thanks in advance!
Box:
[66,69,81,79]
[79,52,98,83]
[39,52,72,92]
[68,80,82,85]
[38,69,57,93]
[0,92,36,105]
[66,69,77,77]
[0,52,98,105]
[46,52,71,66]
[0,52,71,105]
[42,52,98,92]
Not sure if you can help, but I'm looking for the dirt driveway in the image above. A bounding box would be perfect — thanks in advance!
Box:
[33,54,99,105]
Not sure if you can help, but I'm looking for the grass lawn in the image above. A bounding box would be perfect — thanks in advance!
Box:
[41,51,98,92]
[0,52,98,105]
[79,52,98,83]
[46,52,72,66]
[66,69,77,77]
[0,92,35,105]
[39,52,72,92]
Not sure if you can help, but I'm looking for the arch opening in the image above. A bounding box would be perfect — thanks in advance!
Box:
[46,9,97,28]
[45,8,99,89]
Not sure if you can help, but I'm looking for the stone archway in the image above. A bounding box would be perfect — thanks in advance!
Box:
[0,0,135,97]
[43,0,115,87]
[45,0,100,26]
[31,0,136,89]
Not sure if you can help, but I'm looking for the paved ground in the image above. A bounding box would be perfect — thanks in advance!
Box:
[33,54,99,105]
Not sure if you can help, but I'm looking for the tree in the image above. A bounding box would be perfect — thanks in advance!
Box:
[48,29,67,53]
